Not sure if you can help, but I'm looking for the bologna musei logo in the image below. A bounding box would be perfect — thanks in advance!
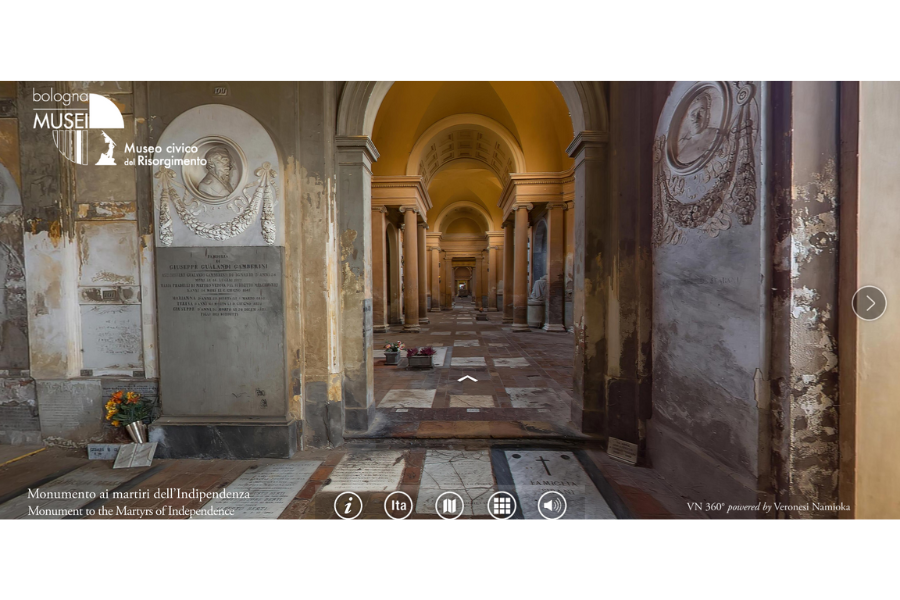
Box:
[31,88,125,166]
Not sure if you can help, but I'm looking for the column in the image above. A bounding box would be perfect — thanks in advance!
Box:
[335,135,380,435]
[448,255,455,306]
[568,131,609,433]
[512,204,532,331]
[430,247,441,312]
[400,206,420,332]
[543,203,567,332]
[417,222,429,324]
[389,226,403,326]
[502,223,514,323]
[474,254,484,310]
[441,251,452,310]
[487,245,499,311]
[480,250,489,310]
[372,206,389,333]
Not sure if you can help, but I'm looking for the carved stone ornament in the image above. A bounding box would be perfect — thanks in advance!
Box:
[155,161,277,245]
[652,81,759,246]
[152,104,282,247]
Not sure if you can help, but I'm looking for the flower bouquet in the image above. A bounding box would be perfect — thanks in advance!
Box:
[383,341,405,366]
[105,390,152,443]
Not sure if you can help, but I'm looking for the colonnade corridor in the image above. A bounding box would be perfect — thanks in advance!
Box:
[368,295,578,439]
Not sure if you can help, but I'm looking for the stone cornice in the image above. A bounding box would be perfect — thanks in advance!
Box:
[373,175,432,223]
[335,135,380,163]
[498,169,573,222]
[565,130,608,159]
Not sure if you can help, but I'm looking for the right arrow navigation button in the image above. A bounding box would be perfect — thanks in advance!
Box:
[852,286,887,321]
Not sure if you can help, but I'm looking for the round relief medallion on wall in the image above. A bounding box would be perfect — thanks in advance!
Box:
[652,81,759,247]
[665,81,731,176]
[182,136,247,204]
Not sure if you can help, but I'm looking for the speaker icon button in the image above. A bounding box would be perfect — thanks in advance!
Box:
[537,491,567,520]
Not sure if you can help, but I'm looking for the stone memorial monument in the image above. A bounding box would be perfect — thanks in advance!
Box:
[527,275,547,328]
[148,105,295,459]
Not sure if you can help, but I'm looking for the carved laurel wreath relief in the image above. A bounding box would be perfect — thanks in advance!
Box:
[154,136,277,246]
[652,81,759,247]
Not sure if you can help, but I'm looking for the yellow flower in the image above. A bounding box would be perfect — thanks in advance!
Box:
[111,420,120,427]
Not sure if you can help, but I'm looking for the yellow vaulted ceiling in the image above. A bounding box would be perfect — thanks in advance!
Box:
[371,82,574,232]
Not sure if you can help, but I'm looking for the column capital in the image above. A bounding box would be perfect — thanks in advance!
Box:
[566,130,608,161]
[512,203,534,212]
[547,202,568,211]
[335,135,380,163]
[371,205,388,213]
[417,222,429,230]
[398,205,420,215]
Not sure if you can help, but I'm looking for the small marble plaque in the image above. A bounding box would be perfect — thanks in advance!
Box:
[493,358,530,368]
[432,347,448,367]
[323,450,405,492]
[88,443,122,460]
[81,304,143,371]
[379,389,436,409]
[453,339,480,347]
[113,442,157,468]
[451,357,486,367]
[607,437,639,465]
[504,450,615,519]
[193,461,321,519]
[415,449,495,516]
[506,388,562,410]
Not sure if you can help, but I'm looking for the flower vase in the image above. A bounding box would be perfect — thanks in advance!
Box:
[384,351,400,365]
[125,421,147,444]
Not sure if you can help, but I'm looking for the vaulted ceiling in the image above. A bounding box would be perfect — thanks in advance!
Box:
[371,82,574,233]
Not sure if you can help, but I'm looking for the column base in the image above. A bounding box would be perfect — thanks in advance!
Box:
[502,317,514,324]
[403,324,421,333]
[486,308,498,312]
[542,323,567,333]
[419,318,430,324]
[429,308,441,313]
[374,325,390,333]
[511,323,531,332]
[441,307,453,311]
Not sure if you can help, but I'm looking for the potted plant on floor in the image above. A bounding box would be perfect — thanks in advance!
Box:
[406,346,436,369]
[383,341,405,365]
[105,390,153,443]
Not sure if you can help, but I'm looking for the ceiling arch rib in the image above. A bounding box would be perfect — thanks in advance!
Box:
[406,114,526,187]
[433,199,494,233]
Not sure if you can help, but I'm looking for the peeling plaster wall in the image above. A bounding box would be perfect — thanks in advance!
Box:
[770,82,840,518]
[0,97,38,444]
[11,82,159,446]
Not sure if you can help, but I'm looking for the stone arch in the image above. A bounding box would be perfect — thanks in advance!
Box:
[433,200,494,234]
[405,114,527,185]
[337,81,609,140]
[334,81,609,436]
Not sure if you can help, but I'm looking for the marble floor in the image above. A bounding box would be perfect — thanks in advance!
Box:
[0,442,693,519]
[370,296,582,439]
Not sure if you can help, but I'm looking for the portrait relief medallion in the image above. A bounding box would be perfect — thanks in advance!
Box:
[653,81,759,247]
[666,81,730,177]
[182,136,247,204]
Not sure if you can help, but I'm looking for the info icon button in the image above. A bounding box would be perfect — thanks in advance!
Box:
[852,286,887,321]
